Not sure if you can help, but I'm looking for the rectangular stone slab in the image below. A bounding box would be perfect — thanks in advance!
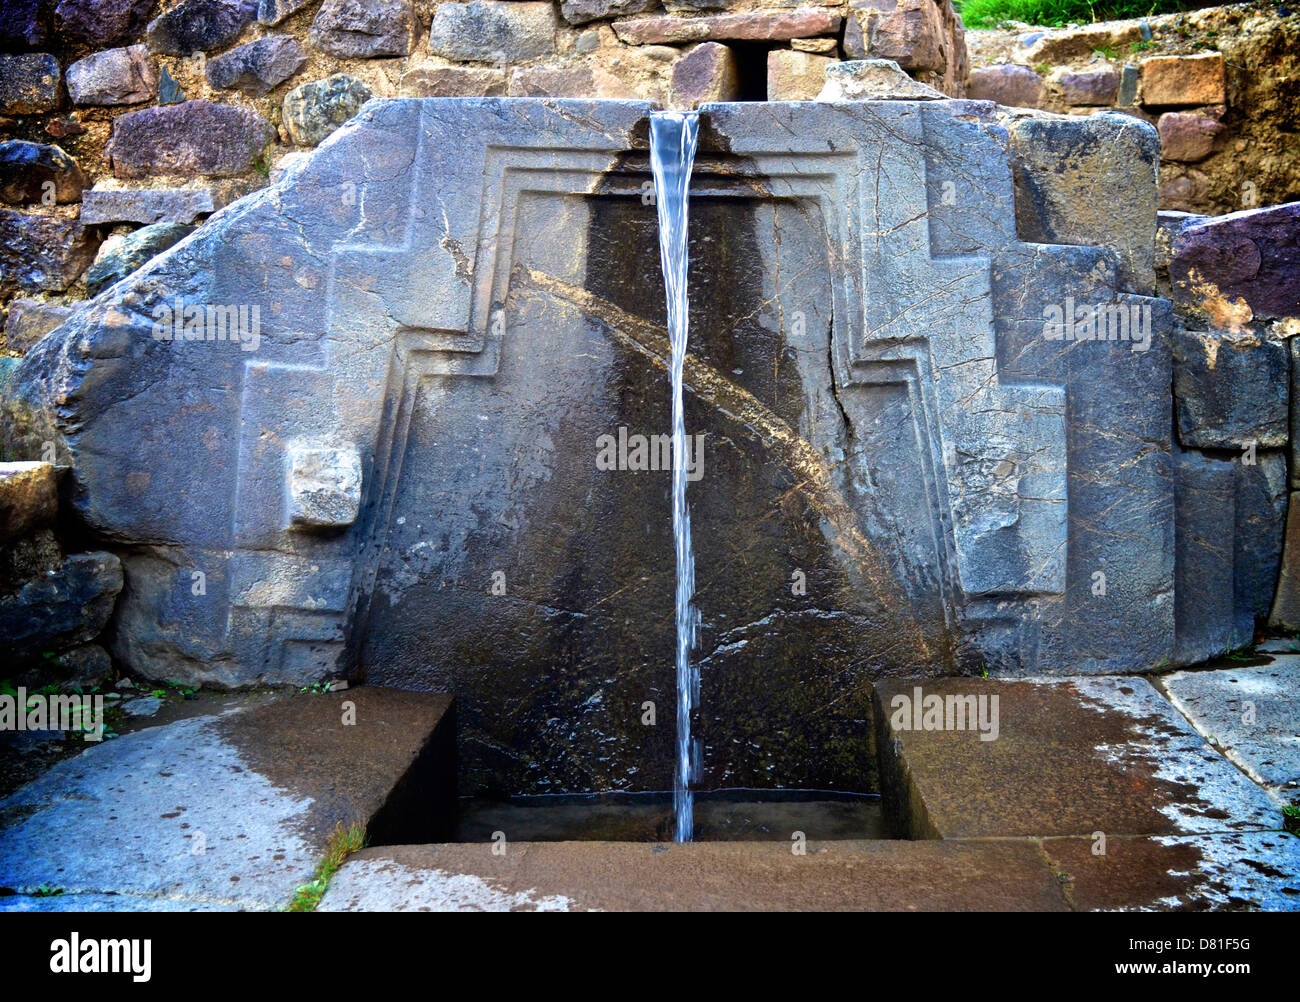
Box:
[874,676,1281,839]
[0,687,453,910]
[1041,831,1300,911]
[317,840,1072,911]
[1161,656,1300,789]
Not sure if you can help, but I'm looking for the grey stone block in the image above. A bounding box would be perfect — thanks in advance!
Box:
[1235,452,1287,634]
[66,45,159,106]
[1174,450,1240,664]
[1174,328,1289,450]
[205,35,306,97]
[106,101,274,179]
[288,445,361,529]
[428,1,558,64]
[310,0,414,58]
[1008,110,1159,295]
[80,187,217,226]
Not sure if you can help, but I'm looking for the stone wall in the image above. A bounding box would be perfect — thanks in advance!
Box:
[0,0,966,353]
[966,3,1300,216]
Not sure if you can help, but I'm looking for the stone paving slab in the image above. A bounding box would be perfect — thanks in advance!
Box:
[1042,830,1300,911]
[318,840,1073,912]
[0,892,241,912]
[320,831,1300,912]
[0,688,453,911]
[1161,656,1300,790]
[873,677,1282,839]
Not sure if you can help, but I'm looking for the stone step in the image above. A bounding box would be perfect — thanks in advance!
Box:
[317,830,1300,911]
[873,676,1282,839]
[0,687,454,911]
[318,839,1073,912]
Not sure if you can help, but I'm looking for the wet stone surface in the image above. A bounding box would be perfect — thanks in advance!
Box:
[359,166,939,796]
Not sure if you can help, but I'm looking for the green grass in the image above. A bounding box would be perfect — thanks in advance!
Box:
[285,822,367,912]
[958,0,1189,29]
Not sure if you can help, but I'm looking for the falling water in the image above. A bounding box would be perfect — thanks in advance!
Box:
[650,110,701,843]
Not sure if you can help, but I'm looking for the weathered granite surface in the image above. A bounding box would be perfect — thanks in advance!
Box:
[0,97,1206,794]
[1162,655,1300,790]
[0,688,455,910]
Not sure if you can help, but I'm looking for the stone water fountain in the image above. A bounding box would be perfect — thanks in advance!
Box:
[4,88,1259,824]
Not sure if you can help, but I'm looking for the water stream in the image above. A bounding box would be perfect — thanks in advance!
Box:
[649,110,701,843]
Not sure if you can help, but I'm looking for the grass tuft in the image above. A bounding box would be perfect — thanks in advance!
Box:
[958,0,1190,30]
[285,821,367,912]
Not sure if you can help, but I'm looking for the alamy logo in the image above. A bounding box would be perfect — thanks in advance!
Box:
[151,298,261,352]
[595,427,705,482]
[50,934,151,982]
[1042,298,1152,352]
[0,689,104,741]
[888,686,1000,742]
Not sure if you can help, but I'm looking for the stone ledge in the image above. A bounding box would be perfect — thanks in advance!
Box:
[873,676,1281,840]
[0,687,455,910]
[318,839,1072,911]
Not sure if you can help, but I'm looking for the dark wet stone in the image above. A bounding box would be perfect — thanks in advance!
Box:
[0,208,96,293]
[106,100,273,178]
[310,0,414,58]
[55,0,157,48]
[205,34,305,96]
[0,551,122,663]
[1175,450,1241,663]
[145,0,256,55]
[0,0,48,51]
[0,141,87,205]
[1173,329,1288,450]
[281,73,371,146]
[1233,454,1286,632]
[54,643,115,691]
[84,221,194,297]
[0,54,62,115]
